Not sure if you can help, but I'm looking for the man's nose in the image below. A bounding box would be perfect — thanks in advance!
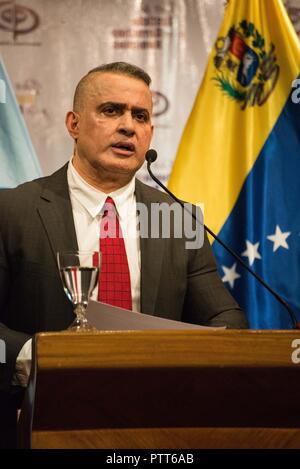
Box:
[118,111,135,136]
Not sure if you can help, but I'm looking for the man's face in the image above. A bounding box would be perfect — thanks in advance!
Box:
[67,72,153,180]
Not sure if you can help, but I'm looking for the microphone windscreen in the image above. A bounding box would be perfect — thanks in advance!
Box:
[145,149,157,163]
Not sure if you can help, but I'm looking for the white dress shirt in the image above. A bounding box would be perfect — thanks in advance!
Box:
[13,160,141,386]
[68,160,141,312]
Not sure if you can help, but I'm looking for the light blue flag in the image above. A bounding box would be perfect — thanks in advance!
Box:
[0,55,42,188]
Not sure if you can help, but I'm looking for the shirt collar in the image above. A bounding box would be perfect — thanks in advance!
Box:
[67,159,136,220]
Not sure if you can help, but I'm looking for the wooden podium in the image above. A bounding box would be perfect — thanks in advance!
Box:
[19,329,300,449]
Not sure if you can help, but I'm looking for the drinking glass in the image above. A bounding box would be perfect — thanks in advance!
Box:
[57,251,101,331]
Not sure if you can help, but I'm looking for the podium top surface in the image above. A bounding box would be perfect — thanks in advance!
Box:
[34,329,300,369]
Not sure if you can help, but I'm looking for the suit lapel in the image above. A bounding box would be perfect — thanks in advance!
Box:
[37,164,78,264]
[36,168,164,315]
[135,179,164,315]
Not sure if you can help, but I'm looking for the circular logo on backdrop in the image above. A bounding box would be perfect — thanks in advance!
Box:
[0,1,39,37]
[152,91,169,117]
[213,20,280,110]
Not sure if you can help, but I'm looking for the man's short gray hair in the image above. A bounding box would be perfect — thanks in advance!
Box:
[73,61,151,112]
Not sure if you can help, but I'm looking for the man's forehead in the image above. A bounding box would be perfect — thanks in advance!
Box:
[86,72,152,106]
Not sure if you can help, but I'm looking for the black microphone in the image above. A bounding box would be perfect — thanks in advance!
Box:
[145,148,299,330]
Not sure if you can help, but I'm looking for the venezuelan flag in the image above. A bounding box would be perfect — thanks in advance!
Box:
[0,55,41,188]
[168,0,300,329]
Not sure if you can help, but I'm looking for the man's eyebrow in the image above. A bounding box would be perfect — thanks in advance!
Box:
[132,106,150,115]
[97,102,150,115]
[97,101,125,109]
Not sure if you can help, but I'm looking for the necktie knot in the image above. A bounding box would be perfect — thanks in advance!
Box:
[102,196,116,219]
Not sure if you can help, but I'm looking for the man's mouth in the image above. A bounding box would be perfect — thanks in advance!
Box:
[111,141,135,155]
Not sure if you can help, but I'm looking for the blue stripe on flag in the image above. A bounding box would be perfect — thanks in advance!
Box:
[213,79,300,329]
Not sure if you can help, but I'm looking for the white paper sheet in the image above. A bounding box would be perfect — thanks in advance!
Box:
[86,300,224,330]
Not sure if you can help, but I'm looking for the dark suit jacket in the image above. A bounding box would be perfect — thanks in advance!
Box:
[0,163,247,387]
[0,163,247,446]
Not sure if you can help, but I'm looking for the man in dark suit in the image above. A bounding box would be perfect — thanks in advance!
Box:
[0,62,247,447]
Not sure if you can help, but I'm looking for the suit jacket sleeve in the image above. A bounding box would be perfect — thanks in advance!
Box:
[0,226,31,391]
[182,230,248,329]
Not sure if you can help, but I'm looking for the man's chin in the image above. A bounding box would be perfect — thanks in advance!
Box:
[92,159,143,176]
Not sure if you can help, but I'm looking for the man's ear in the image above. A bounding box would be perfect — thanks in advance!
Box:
[65,111,80,140]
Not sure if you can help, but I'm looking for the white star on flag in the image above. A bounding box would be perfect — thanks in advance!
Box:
[267,225,291,252]
[221,263,241,288]
[241,240,262,266]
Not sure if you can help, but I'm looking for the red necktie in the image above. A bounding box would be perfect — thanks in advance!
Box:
[98,196,132,310]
